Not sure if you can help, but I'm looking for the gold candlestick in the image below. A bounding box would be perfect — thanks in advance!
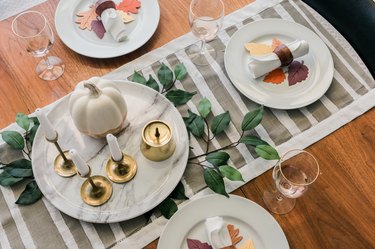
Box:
[46,133,76,177]
[79,166,113,206]
[106,153,137,183]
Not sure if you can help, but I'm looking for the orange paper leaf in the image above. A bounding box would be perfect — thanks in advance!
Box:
[263,68,286,84]
[76,5,98,31]
[227,224,243,246]
[244,42,273,56]
[116,0,141,14]
[117,10,135,23]
[237,239,255,249]
[271,38,283,50]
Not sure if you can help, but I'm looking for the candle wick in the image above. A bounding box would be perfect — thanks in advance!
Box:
[155,127,160,138]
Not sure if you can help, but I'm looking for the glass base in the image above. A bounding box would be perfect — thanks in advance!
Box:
[263,188,296,214]
[36,56,65,81]
[186,43,216,66]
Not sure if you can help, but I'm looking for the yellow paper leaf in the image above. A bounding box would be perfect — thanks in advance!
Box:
[237,239,255,249]
[117,10,135,23]
[244,43,273,56]
[76,5,98,31]
[271,38,283,50]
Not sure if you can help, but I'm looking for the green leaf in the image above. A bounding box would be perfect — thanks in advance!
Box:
[16,113,30,131]
[255,145,280,160]
[0,171,23,186]
[239,135,268,146]
[158,63,174,87]
[30,117,40,126]
[5,159,33,178]
[219,165,244,182]
[206,151,230,166]
[158,197,178,219]
[1,131,24,150]
[211,111,231,135]
[131,71,147,84]
[203,168,228,197]
[241,106,264,131]
[146,75,160,92]
[15,181,43,205]
[183,109,199,126]
[170,181,188,200]
[187,115,205,137]
[198,98,212,118]
[174,63,187,81]
[26,125,39,145]
[165,90,196,106]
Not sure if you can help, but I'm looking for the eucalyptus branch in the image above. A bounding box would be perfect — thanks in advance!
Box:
[161,79,177,94]
[204,119,211,153]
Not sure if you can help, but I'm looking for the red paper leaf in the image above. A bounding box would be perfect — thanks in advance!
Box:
[116,0,141,14]
[263,68,286,84]
[187,238,213,249]
[91,20,106,39]
[76,5,98,30]
[287,60,309,86]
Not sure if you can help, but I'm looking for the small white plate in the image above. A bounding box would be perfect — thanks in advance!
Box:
[158,194,289,249]
[54,0,160,58]
[32,81,189,223]
[224,19,333,109]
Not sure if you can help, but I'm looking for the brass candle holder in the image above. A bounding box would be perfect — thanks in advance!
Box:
[106,153,137,183]
[79,166,113,206]
[46,133,76,177]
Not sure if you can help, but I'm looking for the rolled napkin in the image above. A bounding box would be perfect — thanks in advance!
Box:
[205,217,232,249]
[95,0,127,42]
[247,40,309,78]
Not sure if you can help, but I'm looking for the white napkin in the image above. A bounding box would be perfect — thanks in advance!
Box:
[205,217,232,249]
[247,40,309,78]
[101,8,127,42]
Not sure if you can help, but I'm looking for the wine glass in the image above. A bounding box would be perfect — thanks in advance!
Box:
[188,0,224,66]
[263,149,319,214]
[11,11,64,81]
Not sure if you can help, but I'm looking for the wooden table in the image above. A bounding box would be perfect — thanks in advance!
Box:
[0,0,374,248]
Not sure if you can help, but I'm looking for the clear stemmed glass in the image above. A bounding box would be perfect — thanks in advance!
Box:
[188,0,224,66]
[263,149,320,214]
[11,11,64,81]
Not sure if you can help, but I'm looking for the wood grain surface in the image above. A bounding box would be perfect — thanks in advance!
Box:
[0,0,374,248]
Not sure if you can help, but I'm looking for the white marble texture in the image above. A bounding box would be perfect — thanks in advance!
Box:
[32,81,189,223]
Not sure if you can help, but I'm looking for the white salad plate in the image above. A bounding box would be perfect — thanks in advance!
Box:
[32,81,189,223]
[224,19,334,109]
[158,194,289,249]
[54,0,160,58]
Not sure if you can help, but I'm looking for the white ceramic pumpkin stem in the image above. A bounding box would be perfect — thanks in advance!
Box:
[84,82,102,97]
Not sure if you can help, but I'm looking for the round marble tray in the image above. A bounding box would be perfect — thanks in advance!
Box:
[32,81,189,223]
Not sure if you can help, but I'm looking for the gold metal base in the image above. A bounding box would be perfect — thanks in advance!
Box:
[54,151,77,177]
[80,175,113,206]
[105,155,137,183]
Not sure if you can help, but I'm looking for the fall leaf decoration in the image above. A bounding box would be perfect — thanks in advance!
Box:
[91,20,106,39]
[263,68,286,84]
[271,38,283,50]
[287,60,309,86]
[227,224,243,246]
[244,43,273,56]
[76,5,98,30]
[237,239,255,249]
[187,238,213,249]
[116,0,141,14]
[117,10,135,23]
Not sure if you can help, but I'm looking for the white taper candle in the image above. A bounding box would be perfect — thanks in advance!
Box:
[106,134,123,161]
[69,149,90,176]
[35,108,57,140]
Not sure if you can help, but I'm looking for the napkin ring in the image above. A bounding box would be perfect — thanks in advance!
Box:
[273,44,293,67]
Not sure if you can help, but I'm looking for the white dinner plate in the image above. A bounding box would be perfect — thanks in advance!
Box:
[224,19,334,109]
[32,81,189,223]
[54,0,160,58]
[158,194,289,249]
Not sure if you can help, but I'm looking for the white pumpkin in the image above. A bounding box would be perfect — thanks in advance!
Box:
[69,77,127,138]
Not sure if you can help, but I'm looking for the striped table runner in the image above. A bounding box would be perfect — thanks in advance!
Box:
[0,0,374,248]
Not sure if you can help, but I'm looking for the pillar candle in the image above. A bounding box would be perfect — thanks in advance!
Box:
[106,134,123,161]
[35,108,57,140]
[69,149,90,176]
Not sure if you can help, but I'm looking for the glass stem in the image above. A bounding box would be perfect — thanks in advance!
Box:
[43,55,53,70]
[200,39,206,55]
